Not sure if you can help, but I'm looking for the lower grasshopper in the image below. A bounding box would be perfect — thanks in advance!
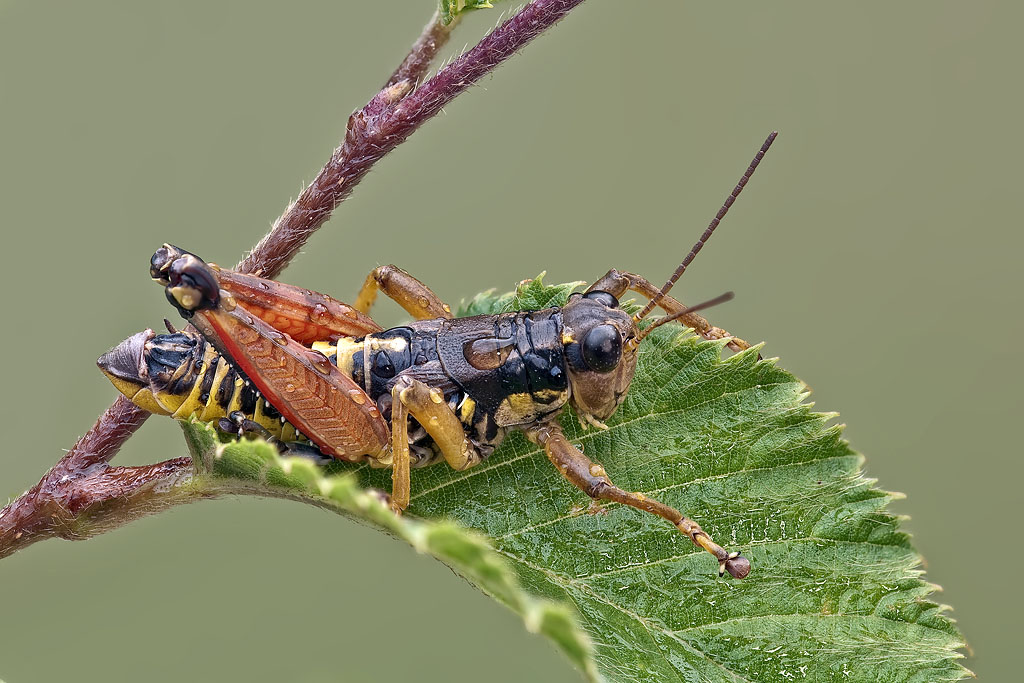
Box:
[98,132,776,579]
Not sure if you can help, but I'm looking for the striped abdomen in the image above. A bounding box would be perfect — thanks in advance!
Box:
[131,329,302,443]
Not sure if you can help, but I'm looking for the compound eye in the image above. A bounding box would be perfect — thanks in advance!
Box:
[581,324,622,373]
[583,291,619,309]
[150,246,175,284]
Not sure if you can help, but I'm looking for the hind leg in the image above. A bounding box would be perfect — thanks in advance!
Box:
[354,265,453,321]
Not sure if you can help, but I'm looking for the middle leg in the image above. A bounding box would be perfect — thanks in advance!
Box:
[387,375,485,513]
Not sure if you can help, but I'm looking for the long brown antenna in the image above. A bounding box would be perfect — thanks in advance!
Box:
[628,291,734,349]
[633,131,777,323]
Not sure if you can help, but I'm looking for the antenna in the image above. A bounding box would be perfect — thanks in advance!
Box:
[629,291,734,348]
[633,131,777,323]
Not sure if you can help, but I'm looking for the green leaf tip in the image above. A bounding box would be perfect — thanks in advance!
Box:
[458,273,586,317]
[439,0,497,26]
[179,277,968,682]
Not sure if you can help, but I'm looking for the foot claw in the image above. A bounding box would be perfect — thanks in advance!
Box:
[723,552,750,579]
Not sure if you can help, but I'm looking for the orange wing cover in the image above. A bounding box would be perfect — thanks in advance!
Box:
[194,303,389,461]
[213,268,382,345]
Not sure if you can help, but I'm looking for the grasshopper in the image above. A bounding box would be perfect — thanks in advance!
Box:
[99,133,776,578]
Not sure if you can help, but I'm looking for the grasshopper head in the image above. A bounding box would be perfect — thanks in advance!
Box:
[560,291,640,427]
[558,131,775,428]
[560,287,736,428]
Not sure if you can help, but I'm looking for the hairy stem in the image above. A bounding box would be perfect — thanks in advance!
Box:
[386,10,458,91]
[0,0,588,560]
[238,8,461,278]
[239,0,585,278]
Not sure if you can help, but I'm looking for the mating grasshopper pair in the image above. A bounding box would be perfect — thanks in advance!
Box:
[98,133,776,579]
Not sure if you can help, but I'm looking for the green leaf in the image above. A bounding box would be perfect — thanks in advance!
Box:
[459,272,586,315]
[438,0,497,26]
[188,278,968,682]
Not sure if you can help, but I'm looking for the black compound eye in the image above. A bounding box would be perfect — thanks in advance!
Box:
[583,291,619,309]
[581,324,622,373]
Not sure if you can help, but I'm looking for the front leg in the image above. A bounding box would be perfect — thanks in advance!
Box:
[393,377,483,472]
[526,422,750,579]
[389,383,413,513]
[354,265,453,321]
[387,376,484,513]
[587,269,752,352]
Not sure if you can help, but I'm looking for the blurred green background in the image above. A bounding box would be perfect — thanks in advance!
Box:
[0,1,1018,681]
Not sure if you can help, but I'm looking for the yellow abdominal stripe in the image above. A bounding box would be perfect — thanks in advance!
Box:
[114,383,172,416]
[494,390,567,425]
[458,396,476,424]
[152,345,298,442]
